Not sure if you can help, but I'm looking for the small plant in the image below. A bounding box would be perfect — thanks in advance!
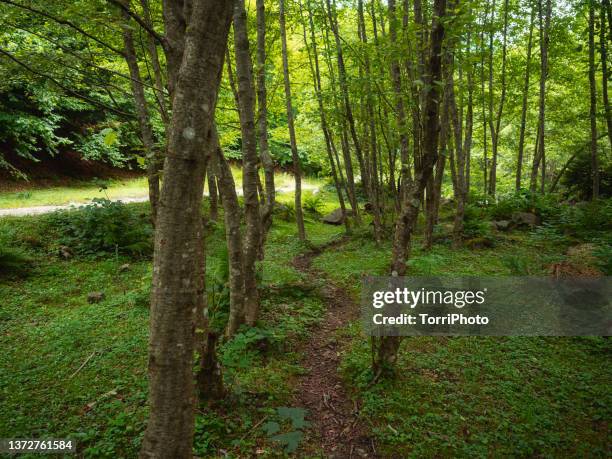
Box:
[500,254,531,275]
[274,202,296,222]
[46,198,152,258]
[262,407,310,453]
[303,193,325,215]
[407,253,445,275]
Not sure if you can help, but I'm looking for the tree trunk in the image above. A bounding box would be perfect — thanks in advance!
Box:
[301,0,350,233]
[120,5,159,224]
[374,0,447,378]
[488,0,509,196]
[211,131,246,338]
[139,1,233,456]
[280,0,307,241]
[233,0,264,324]
[530,0,551,193]
[256,0,276,244]
[589,0,600,199]
[602,0,612,152]
[516,4,535,191]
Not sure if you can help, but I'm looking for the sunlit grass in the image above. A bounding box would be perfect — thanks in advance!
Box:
[0,168,328,209]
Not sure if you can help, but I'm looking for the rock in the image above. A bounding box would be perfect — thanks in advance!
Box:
[58,245,73,259]
[493,220,513,231]
[87,292,106,304]
[119,263,131,273]
[322,208,345,225]
[511,211,540,227]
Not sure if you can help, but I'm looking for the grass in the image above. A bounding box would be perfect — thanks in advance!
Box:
[312,222,610,458]
[0,169,327,209]
[0,197,609,457]
[0,202,341,457]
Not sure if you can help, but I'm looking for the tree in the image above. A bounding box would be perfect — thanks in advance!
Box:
[280,0,306,241]
[140,0,233,456]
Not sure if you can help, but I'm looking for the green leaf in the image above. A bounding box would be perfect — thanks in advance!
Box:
[271,430,303,453]
[101,128,118,147]
[262,421,280,436]
[276,407,309,429]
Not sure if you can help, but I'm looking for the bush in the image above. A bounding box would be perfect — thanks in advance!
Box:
[47,198,152,257]
[303,193,325,215]
[593,244,612,275]
[488,189,559,222]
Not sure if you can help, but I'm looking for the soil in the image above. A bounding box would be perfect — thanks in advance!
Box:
[292,239,377,458]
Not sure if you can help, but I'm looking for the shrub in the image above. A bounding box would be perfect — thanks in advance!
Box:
[488,189,559,222]
[47,198,152,257]
[593,244,612,275]
[303,193,325,215]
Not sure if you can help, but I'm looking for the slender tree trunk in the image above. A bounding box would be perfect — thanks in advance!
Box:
[488,0,509,196]
[233,0,264,324]
[301,0,350,232]
[139,1,233,456]
[389,0,412,204]
[373,0,447,379]
[280,0,306,240]
[256,0,276,243]
[326,0,370,206]
[516,4,535,191]
[358,0,383,241]
[120,7,159,224]
[139,0,169,127]
[602,0,612,152]
[589,0,600,199]
[211,131,246,338]
[207,169,219,221]
[530,0,551,193]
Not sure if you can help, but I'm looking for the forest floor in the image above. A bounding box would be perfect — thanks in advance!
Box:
[0,193,610,457]
[292,238,376,458]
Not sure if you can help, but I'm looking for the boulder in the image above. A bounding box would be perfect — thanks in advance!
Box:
[322,208,345,225]
[511,212,540,227]
[492,220,513,231]
[87,291,106,304]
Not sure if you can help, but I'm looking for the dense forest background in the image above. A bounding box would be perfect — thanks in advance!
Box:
[1,0,610,198]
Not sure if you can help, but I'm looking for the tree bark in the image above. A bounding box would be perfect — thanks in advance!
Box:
[120,5,160,225]
[602,0,612,152]
[589,0,600,199]
[256,0,276,244]
[139,0,233,456]
[233,0,264,324]
[530,0,551,193]
[373,0,448,378]
[516,4,535,191]
[280,0,307,241]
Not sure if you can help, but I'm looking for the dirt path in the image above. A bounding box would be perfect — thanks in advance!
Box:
[0,184,319,217]
[292,239,377,458]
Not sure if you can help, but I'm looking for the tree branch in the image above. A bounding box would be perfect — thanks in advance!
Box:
[106,0,167,49]
[0,0,126,57]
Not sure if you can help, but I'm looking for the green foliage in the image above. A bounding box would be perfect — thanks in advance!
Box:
[46,198,152,257]
[562,152,612,200]
[303,192,325,215]
[0,246,31,276]
[592,244,612,275]
[262,407,309,453]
